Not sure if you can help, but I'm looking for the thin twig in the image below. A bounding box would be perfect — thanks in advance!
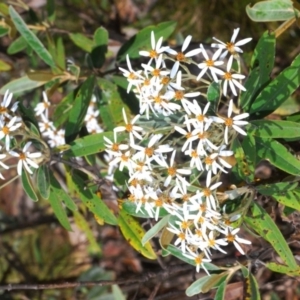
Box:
[0,265,193,291]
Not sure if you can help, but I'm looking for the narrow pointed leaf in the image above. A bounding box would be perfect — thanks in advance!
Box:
[244,202,298,269]
[65,75,95,143]
[71,173,118,225]
[49,173,77,211]
[48,186,72,231]
[9,6,55,67]
[37,164,50,199]
[118,209,157,259]
[142,215,170,246]
[255,137,300,175]
[249,53,300,118]
[21,170,38,201]
[248,120,300,138]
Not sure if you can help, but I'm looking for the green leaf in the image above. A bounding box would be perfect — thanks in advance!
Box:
[246,0,297,22]
[48,184,72,231]
[36,165,50,199]
[214,280,226,300]
[7,35,27,54]
[65,75,95,143]
[97,78,126,130]
[74,210,101,254]
[71,173,118,225]
[207,81,220,113]
[185,273,228,296]
[49,173,77,211]
[64,132,124,158]
[248,273,261,300]
[122,201,169,218]
[0,75,47,95]
[27,70,58,82]
[241,31,275,111]
[255,181,298,195]
[117,21,177,62]
[249,53,300,118]
[266,262,300,276]
[9,6,55,67]
[244,202,298,269]
[232,139,254,182]
[142,215,170,246]
[112,285,126,300]
[55,37,65,70]
[248,120,300,138]
[53,89,76,127]
[241,134,256,183]
[0,26,8,37]
[46,0,56,22]
[256,182,300,210]
[90,27,108,69]
[118,209,157,260]
[21,170,38,201]
[69,33,94,52]
[255,137,300,175]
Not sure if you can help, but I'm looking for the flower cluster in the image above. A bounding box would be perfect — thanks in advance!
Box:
[106,29,252,273]
[0,91,42,178]
[34,93,103,148]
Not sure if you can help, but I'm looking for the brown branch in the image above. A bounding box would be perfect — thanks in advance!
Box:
[0,264,193,291]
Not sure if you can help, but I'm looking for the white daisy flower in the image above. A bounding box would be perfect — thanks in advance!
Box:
[9,142,42,175]
[197,44,224,82]
[211,28,252,58]
[165,35,202,75]
[219,56,246,96]
[213,99,249,144]
[139,31,169,63]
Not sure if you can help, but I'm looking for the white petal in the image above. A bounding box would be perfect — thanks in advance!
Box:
[231,28,240,43]
[182,35,192,52]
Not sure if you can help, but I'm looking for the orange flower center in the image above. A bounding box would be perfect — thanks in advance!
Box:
[125,124,133,132]
[176,52,185,61]
[227,233,235,242]
[226,42,235,53]
[149,49,158,58]
[2,126,9,135]
[161,76,170,85]
[168,167,176,176]
[223,72,232,80]
[152,69,160,77]
[174,90,184,100]
[225,118,233,127]
[111,143,119,151]
[206,59,214,67]
[145,147,154,157]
